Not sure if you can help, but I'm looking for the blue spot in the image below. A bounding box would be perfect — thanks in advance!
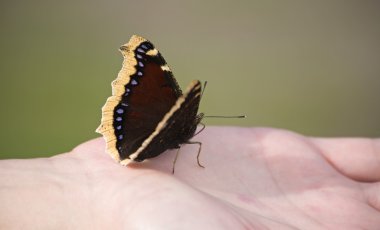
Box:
[136,54,142,59]
[116,117,122,122]
[125,88,131,96]
[137,48,145,53]
[137,71,143,76]
[138,62,144,67]
[116,108,124,114]
[141,44,148,49]
[116,125,122,130]
[118,135,123,140]
[131,79,138,85]
[121,102,128,107]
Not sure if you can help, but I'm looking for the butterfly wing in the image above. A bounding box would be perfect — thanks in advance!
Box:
[125,80,202,164]
[96,35,182,162]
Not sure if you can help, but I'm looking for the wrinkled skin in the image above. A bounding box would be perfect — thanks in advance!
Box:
[1,127,379,229]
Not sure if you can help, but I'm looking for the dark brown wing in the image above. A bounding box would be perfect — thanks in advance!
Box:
[126,80,202,163]
[96,35,182,162]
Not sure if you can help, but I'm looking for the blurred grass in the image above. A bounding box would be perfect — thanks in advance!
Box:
[0,0,379,159]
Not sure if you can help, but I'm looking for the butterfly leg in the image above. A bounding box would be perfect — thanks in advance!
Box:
[186,141,205,169]
[172,147,181,174]
[193,122,206,137]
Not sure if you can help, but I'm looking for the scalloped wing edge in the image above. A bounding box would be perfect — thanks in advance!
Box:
[96,35,146,162]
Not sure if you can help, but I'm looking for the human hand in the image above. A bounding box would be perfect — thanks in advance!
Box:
[1,127,379,229]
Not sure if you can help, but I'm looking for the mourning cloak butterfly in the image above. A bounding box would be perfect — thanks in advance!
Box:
[96,35,204,168]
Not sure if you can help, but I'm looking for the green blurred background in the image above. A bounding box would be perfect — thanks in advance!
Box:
[1,0,379,159]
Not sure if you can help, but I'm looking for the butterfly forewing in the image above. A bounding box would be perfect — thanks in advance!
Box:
[97,35,186,162]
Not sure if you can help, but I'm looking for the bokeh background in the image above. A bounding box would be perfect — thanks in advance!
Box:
[1,0,379,159]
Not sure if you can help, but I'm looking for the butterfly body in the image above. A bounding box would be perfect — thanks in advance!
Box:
[96,35,203,165]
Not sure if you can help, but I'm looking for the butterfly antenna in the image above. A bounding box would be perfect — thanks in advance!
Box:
[204,115,246,118]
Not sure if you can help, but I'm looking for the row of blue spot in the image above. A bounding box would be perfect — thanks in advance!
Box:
[115,42,152,141]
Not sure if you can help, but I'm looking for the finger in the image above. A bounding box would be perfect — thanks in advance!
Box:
[310,137,380,182]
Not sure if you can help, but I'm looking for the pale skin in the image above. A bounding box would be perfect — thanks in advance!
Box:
[0,127,379,229]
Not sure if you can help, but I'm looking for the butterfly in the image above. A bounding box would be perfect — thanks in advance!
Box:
[96,35,204,171]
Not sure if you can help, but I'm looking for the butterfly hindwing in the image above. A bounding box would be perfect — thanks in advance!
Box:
[127,80,202,163]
